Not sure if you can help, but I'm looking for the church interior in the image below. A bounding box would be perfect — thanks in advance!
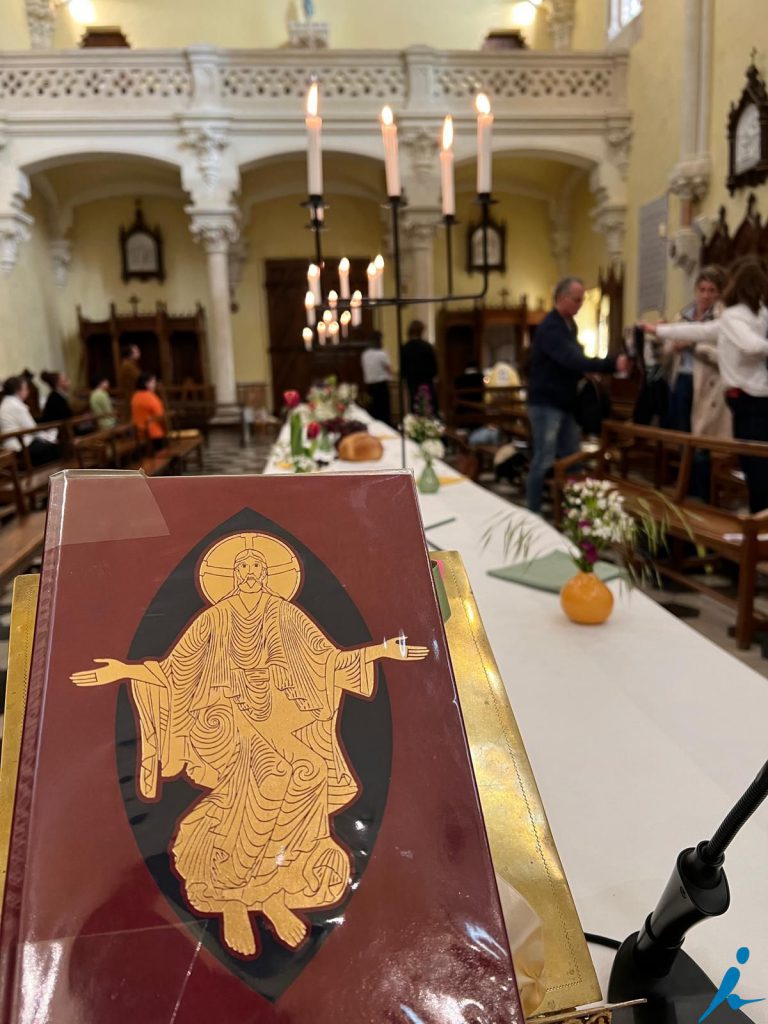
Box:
[0,1,767,1022]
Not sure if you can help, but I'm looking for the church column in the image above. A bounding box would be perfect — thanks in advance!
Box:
[189,210,239,407]
[401,213,439,342]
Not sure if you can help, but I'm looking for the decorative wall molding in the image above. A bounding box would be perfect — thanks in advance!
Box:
[25,0,56,51]
[668,154,711,201]
[0,167,33,275]
[591,189,627,268]
[547,0,576,51]
[605,118,633,181]
[287,21,330,49]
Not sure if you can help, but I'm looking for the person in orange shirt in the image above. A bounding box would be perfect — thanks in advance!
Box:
[131,373,167,450]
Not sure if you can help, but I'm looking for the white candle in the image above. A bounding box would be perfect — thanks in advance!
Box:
[374,254,385,299]
[308,263,322,305]
[329,321,340,345]
[323,309,333,324]
[340,310,351,338]
[302,327,313,351]
[366,261,377,300]
[338,257,350,299]
[305,81,323,197]
[328,289,338,310]
[351,290,362,327]
[380,106,401,198]
[440,115,455,217]
[317,321,327,344]
[304,290,316,326]
[475,92,493,196]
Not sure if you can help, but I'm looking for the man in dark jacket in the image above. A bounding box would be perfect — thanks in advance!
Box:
[401,320,438,414]
[526,277,627,513]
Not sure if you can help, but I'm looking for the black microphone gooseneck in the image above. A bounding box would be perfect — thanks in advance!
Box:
[608,761,768,1023]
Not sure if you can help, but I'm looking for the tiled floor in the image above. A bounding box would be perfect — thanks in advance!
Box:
[1,429,765,744]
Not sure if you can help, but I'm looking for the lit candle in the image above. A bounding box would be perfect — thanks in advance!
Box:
[304,290,316,326]
[440,115,455,217]
[323,309,333,325]
[380,106,401,198]
[308,263,322,305]
[305,81,323,197]
[328,289,338,310]
[317,321,327,344]
[340,309,352,338]
[366,261,377,300]
[475,92,493,196]
[351,290,362,327]
[329,321,340,344]
[302,327,313,351]
[374,254,385,299]
[338,257,350,299]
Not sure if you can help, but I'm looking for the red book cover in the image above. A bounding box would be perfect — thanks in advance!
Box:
[0,471,522,1024]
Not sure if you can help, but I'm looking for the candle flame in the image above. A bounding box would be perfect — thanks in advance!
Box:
[302,327,313,341]
[306,81,319,117]
[308,263,320,278]
[328,289,338,301]
[381,105,394,127]
[367,262,376,276]
[442,115,454,150]
[374,254,385,272]
[317,321,327,333]
[339,257,350,272]
[340,310,352,324]
[351,290,362,304]
[323,310,333,323]
[304,290,315,308]
[475,92,491,116]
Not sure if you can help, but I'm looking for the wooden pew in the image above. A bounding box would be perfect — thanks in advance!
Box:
[0,451,46,589]
[553,419,768,649]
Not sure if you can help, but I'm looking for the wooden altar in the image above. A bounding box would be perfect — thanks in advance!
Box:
[78,301,209,390]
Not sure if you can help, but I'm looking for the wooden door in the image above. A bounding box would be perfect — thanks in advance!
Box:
[265,259,374,412]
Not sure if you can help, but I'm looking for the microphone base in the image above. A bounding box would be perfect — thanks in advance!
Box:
[608,933,756,1024]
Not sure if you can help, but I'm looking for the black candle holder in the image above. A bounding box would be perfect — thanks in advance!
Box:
[301,190,496,468]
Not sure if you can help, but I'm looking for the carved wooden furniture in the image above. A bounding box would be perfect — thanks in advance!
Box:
[78,301,209,391]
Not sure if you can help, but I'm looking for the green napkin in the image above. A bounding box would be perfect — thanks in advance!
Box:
[487,549,622,593]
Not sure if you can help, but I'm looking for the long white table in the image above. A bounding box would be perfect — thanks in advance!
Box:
[266,411,768,1015]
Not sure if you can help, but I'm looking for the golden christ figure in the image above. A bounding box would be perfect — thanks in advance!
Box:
[71,532,428,958]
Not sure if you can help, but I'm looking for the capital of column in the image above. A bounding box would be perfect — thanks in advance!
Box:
[668,226,701,276]
[591,196,627,270]
[179,117,240,208]
[26,0,56,50]
[668,155,712,202]
[49,238,73,287]
[188,208,240,255]
[0,167,32,275]
[605,118,633,182]
[400,128,441,207]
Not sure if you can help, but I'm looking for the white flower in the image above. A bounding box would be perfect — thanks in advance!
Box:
[422,439,444,459]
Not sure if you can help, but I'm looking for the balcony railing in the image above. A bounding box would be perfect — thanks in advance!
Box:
[0,45,628,118]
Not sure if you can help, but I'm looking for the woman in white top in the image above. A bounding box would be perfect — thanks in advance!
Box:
[0,376,60,465]
[642,260,768,511]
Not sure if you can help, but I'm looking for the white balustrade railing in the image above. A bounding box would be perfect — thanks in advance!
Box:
[0,46,628,116]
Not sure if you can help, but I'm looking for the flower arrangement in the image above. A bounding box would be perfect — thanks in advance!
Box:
[307,376,358,422]
[561,479,636,572]
[403,386,444,461]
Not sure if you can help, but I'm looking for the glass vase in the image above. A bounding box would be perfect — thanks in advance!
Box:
[417,453,440,494]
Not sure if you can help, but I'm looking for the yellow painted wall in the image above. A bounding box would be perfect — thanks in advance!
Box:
[49,0,552,52]
[0,194,63,380]
[434,190,559,312]
[621,0,685,320]
[570,0,607,51]
[0,0,29,49]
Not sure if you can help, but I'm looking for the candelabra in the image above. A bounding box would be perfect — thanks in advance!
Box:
[300,86,498,468]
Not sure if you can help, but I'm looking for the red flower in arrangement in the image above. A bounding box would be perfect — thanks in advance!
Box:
[283,390,301,409]
[306,421,321,440]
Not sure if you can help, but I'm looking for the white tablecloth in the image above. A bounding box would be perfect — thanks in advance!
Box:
[266,409,768,1014]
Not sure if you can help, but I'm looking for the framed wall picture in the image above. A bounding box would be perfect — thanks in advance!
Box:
[727,61,768,195]
[120,200,166,283]
[467,218,506,273]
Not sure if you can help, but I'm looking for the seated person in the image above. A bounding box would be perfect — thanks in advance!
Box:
[454,364,485,391]
[131,374,167,450]
[89,376,117,430]
[0,376,60,465]
[40,370,73,423]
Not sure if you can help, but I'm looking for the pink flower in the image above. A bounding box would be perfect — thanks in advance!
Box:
[306,421,321,440]
[283,390,301,409]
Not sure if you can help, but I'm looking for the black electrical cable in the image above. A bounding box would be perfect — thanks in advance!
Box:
[701,760,768,864]
[584,931,621,951]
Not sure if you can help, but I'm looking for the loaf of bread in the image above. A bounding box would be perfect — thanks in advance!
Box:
[337,432,384,462]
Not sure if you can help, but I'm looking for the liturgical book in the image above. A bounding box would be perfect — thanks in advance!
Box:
[0,471,523,1024]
